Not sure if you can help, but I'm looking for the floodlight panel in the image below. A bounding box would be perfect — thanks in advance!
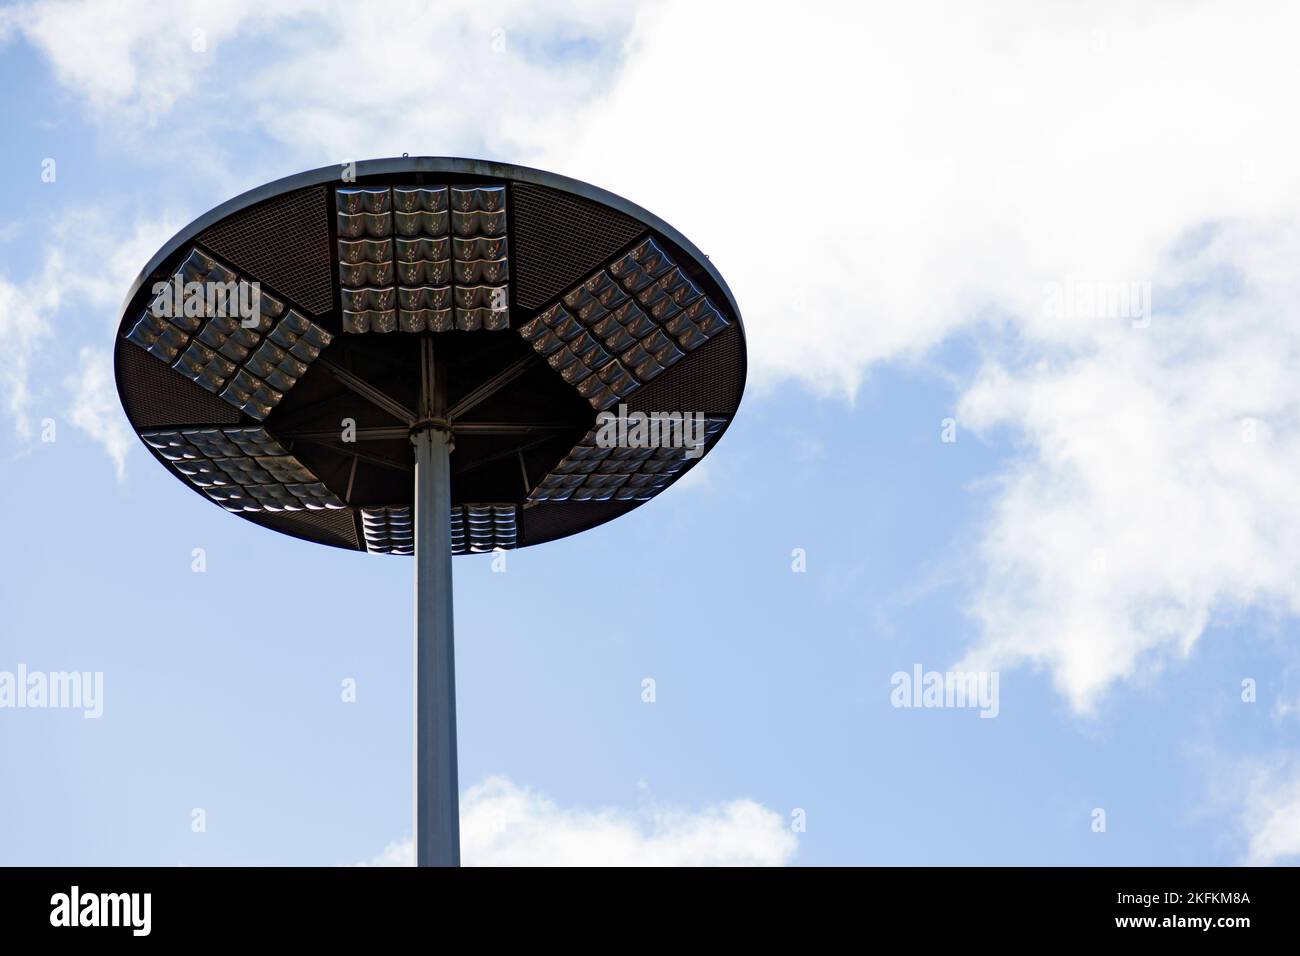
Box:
[516,237,730,414]
[363,504,517,555]
[142,427,346,512]
[125,248,333,420]
[338,184,510,334]
[528,416,727,503]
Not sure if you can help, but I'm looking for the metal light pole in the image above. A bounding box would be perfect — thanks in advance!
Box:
[412,335,458,866]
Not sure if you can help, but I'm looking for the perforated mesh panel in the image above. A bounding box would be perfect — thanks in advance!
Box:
[117,344,240,427]
[521,500,637,547]
[246,507,360,550]
[623,325,744,415]
[511,183,645,310]
[198,186,334,316]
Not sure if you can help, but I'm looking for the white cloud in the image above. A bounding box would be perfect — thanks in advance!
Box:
[547,2,1300,709]
[359,776,797,866]
[534,3,1300,394]
[0,0,298,124]
[2,0,634,155]
[240,1,635,163]
[0,205,181,467]
[955,222,1300,710]
[64,347,132,479]
[0,256,61,437]
[11,0,1300,713]
[1239,757,1300,866]
[56,211,187,315]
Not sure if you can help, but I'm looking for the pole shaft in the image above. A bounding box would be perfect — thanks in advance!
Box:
[413,336,458,867]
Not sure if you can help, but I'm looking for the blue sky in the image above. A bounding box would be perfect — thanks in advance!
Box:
[2,1,1300,866]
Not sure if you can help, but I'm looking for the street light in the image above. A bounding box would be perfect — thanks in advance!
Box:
[114,158,747,866]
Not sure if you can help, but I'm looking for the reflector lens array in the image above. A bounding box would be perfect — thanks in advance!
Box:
[453,505,518,553]
[360,506,414,554]
[528,416,727,502]
[517,237,730,410]
[337,185,509,334]
[141,427,346,512]
[361,505,518,554]
[123,248,333,420]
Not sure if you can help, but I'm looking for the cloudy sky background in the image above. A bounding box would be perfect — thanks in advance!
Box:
[1,0,1299,865]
